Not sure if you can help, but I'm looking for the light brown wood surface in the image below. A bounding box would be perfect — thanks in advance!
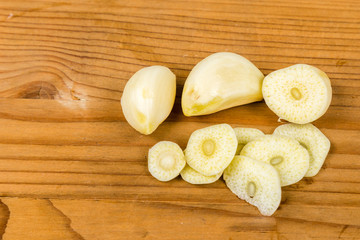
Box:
[0,0,359,239]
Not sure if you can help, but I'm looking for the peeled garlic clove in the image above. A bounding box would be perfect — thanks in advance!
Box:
[240,135,309,186]
[233,127,265,154]
[185,124,237,176]
[273,123,330,177]
[224,155,281,216]
[148,141,186,182]
[180,164,222,184]
[262,64,332,124]
[181,52,264,116]
[121,66,176,135]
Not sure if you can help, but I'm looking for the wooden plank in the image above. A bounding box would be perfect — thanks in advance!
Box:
[0,0,359,239]
[1,197,360,240]
[1,197,360,239]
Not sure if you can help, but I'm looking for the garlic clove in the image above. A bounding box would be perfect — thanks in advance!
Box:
[121,66,176,135]
[181,52,264,116]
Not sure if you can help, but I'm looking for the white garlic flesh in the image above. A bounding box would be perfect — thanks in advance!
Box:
[262,64,332,124]
[121,66,176,135]
[181,52,264,116]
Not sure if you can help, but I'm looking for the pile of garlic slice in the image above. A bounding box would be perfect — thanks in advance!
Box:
[148,123,330,216]
[121,52,333,216]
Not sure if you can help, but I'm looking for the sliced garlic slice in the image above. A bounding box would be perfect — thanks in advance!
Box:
[181,52,264,116]
[185,124,237,176]
[274,123,330,177]
[121,66,176,135]
[262,64,332,124]
[148,141,186,182]
[233,127,265,154]
[240,135,309,186]
[180,164,222,184]
[224,155,281,216]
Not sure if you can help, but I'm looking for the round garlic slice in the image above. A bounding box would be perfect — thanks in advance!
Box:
[185,124,237,176]
[274,123,330,177]
[148,141,186,182]
[224,155,281,216]
[240,135,309,186]
[262,64,332,124]
[121,66,176,135]
[233,127,265,155]
[181,52,264,116]
[180,164,222,184]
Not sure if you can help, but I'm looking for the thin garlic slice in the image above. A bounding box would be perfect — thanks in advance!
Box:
[224,155,281,216]
[262,64,332,124]
[180,164,222,184]
[181,52,264,116]
[233,127,265,154]
[121,66,176,135]
[148,141,186,182]
[240,135,309,186]
[185,124,237,176]
[273,123,330,177]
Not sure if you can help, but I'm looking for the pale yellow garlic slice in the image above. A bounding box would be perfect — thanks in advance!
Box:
[262,64,332,124]
[180,164,222,184]
[121,66,176,135]
[224,155,281,216]
[240,135,309,186]
[148,141,186,182]
[233,127,265,154]
[274,123,330,177]
[181,52,264,116]
[185,124,237,176]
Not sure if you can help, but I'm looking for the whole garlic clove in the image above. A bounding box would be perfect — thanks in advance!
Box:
[181,52,264,116]
[121,66,176,135]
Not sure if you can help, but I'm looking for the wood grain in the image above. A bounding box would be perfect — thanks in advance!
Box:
[0,0,359,239]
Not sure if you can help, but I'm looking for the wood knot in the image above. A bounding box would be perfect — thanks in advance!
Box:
[24,81,60,99]
[3,81,61,99]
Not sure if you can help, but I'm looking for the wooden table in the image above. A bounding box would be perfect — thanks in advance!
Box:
[0,0,359,239]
